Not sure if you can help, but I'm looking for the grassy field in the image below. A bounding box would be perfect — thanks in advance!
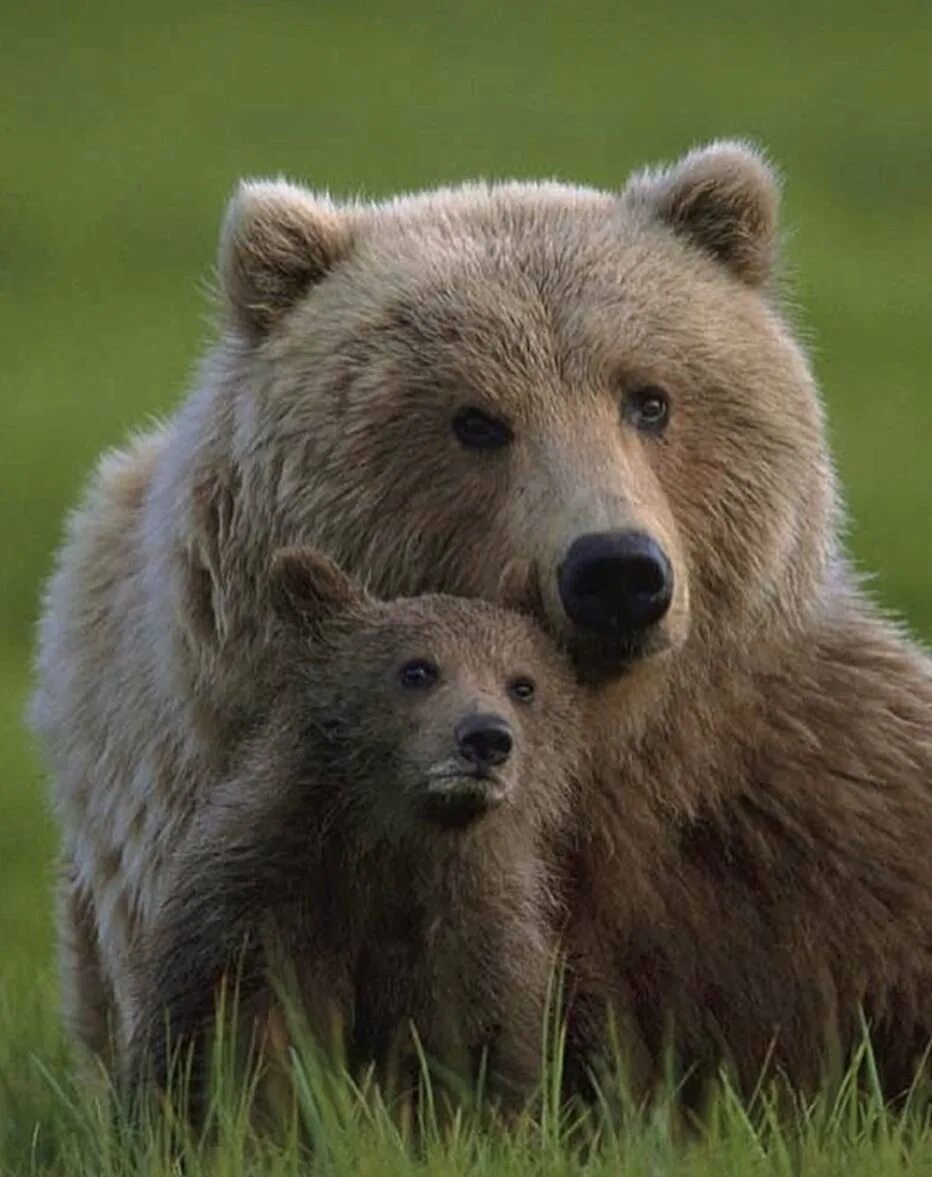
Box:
[1,0,930,1171]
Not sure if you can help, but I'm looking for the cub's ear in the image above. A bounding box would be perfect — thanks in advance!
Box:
[497,558,545,619]
[270,547,365,631]
[219,179,349,341]
[623,140,780,286]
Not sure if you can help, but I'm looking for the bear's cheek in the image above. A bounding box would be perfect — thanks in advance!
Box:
[659,406,821,627]
[296,463,510,602]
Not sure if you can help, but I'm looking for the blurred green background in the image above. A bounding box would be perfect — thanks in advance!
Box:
[1,0,930,989]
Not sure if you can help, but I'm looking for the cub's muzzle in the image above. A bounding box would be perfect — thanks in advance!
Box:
[454,712,513,770]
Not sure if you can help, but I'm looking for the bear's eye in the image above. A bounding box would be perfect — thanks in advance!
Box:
[399,658,439,689]
[623,386,671,435]
[452,406,514,451]
[508,676,536,704]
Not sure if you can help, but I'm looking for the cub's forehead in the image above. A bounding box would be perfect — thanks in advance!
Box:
[368,595,565,674]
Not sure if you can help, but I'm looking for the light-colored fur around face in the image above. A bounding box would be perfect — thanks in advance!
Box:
[31,141,932,1095]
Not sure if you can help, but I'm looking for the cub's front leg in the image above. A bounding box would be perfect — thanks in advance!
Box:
[123,850,270,1117]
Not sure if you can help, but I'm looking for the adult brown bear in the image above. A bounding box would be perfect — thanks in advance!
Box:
[32,141,932,1098]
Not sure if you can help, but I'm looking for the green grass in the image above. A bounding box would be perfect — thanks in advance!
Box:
[1,0,930,1171]
[4,979,932,1177]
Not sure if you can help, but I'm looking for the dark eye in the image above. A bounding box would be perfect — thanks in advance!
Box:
[452,406,513,451]
[508,676,536,704]
[623,386,671,435]
[399,658,439,689]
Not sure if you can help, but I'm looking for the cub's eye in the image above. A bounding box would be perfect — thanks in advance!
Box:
[399,658,439,689]
[508,676,536,704]
[452,406,513,451]
[623,386,671,435]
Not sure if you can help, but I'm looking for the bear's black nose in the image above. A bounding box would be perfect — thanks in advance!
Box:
[558,531,674,634]
[455,713,513,769]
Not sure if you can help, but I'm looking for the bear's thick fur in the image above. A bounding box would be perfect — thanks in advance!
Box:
[126,548,580,1110]
[32,140,932,1099]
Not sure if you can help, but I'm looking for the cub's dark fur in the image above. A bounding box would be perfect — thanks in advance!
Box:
[127,549,580,1115]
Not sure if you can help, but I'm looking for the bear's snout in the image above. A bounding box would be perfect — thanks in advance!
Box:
[455,713,513,770]
[558,531,674,637]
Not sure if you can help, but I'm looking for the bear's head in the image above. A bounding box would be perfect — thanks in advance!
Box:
[195,141,837,689]
[267,547,579,838]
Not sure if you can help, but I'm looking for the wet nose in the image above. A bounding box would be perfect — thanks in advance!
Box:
[455,713,514,769]
[558,531,674,634]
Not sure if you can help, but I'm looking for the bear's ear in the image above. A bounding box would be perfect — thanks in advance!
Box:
[270,547,365,632]
[219,180,349,341]
[622,140,780,287]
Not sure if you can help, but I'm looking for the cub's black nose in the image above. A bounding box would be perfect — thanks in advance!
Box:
[455,713,513,769]
[558,531,674,634]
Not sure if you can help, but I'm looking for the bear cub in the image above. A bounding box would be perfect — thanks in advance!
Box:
[127,547,581,1113]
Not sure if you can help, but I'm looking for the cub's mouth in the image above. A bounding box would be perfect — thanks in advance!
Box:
[420,770,508,830]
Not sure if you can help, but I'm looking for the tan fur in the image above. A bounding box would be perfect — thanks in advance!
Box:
[32,140,932,1099]
[125,549,581,1112]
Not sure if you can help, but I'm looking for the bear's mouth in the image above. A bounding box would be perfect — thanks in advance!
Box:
[566,628,672,685]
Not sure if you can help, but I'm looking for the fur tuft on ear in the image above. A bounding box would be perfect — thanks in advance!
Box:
[219,180,349,340]
[270,547,364,631]
[623,140,781,286]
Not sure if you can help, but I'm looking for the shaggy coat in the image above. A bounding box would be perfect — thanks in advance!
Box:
[32,140,932,1099]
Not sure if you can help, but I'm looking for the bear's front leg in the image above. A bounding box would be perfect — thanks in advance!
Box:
[56,854,118,1079]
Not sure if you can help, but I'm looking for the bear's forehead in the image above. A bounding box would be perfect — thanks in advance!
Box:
[320,190,775,404]
[360,180,618,239]
[352,181,716,299]
[354,185,672,307]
